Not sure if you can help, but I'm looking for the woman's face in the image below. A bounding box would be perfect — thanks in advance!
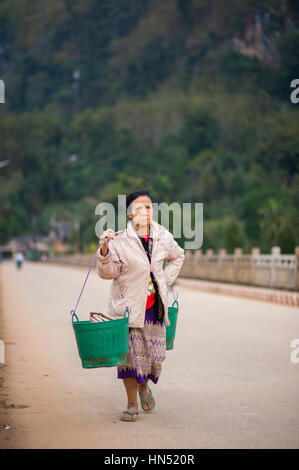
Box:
[128,195,153,227]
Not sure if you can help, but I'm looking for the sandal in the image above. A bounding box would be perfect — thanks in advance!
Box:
[138,385,156,412]
[120,409,139,422]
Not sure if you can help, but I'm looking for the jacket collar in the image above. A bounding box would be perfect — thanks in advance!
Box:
[126,218,161,241]
[123,219,163,268]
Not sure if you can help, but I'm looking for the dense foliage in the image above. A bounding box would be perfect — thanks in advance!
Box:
[0,0,298,253]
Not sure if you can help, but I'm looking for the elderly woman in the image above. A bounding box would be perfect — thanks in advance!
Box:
[97,190,185,421]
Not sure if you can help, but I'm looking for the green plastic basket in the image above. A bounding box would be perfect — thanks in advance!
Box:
[166,300,179,350]
[72,310,129,368]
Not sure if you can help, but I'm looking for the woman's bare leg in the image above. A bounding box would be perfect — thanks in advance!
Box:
[122,377,138,420]
[138,378,155,410]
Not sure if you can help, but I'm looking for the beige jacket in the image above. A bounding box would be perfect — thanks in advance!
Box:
[96,219,185,328]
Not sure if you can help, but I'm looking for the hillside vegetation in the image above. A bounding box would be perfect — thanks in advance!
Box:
[0,0,298,253]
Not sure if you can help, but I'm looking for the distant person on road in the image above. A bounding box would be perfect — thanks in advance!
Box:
[97,190,185,422]
[15,251,24,269]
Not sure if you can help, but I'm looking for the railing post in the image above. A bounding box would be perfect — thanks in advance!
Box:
[218,249,227,257]
[250,247,260,285]
[206,249,213,279]
[194,249,202,259]
[271,246,281,288]
[218,249,227,281]
[234,248,242,283]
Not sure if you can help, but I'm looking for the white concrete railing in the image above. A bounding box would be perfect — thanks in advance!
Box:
[47,246,299,291]
[179,246,299,291]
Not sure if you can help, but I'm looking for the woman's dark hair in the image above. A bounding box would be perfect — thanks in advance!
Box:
[126,190,152,210]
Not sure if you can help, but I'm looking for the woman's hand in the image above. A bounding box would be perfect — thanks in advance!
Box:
[99,229,115,256]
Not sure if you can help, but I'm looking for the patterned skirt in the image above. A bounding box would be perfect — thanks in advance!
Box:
[117,305,166,384]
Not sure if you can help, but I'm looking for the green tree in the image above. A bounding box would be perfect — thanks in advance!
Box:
[181,108,220,156]
[258,198,287,252]
[224,217,246,253]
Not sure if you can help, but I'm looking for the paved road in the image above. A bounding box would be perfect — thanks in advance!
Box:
[0,260,298,449]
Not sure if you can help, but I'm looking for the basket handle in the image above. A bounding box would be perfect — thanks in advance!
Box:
[124,306,131,318]
[69,244,131,321]
[170,285,178,301]
[72,312,79,322]
[69,247,100,320]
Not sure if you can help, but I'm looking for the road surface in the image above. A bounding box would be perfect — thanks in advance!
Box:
[0,260,298,449]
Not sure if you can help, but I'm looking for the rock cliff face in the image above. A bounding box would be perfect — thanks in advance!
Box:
[0,0,298,110]
[231,5,297,63]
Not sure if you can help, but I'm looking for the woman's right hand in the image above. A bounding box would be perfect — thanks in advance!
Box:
[99,229,115,256]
